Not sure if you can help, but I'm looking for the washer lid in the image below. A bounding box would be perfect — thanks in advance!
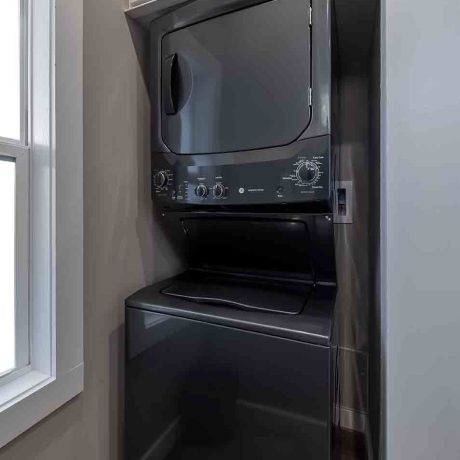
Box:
[162,272,313,315]
[126,276,336,346]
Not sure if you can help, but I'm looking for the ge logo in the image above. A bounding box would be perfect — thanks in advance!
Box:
[238,187,245,194]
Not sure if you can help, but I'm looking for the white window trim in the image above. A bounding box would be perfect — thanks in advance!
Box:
[0,0,83,449]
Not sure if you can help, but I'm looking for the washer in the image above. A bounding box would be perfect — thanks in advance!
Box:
[125,214,338,460]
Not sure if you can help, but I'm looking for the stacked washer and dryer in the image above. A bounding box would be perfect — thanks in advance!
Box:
[125,0,341,458]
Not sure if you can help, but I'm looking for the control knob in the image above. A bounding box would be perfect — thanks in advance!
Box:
[195,184,209,198]
[153,171,168,188]
[213,184,226,198]
[296,161,319,185]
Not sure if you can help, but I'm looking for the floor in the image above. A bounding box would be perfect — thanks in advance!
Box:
[165,426,367,460]
[334,428,368,460]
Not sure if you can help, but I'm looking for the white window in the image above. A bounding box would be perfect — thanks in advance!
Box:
[0,0,83,448]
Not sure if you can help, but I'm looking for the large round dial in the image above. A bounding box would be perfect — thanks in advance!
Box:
[195,184,209,198]
[153,171,168,188]
[213,184,226,198]
[296,161,319,185]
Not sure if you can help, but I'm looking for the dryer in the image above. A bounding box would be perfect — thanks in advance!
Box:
[149,0,336,210]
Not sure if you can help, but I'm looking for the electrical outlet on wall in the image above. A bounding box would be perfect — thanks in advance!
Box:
[334,181,353,224]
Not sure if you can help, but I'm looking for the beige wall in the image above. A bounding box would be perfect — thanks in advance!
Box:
[0,0,180,458]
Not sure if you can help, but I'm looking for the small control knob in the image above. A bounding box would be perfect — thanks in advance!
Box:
[213,184,226,198]
[153,171,168,188]
[296,161,319,185]
[195,184,209,198]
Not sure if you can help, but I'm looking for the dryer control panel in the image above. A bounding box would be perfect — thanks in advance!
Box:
[152,136,332,208]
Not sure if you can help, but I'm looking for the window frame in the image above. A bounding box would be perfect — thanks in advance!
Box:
[0,0,83,448]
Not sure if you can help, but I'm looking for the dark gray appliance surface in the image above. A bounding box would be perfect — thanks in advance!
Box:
[149,0,333,209]
[161,271,312,315]
[125,282,336,460]
[150,0,331,150]
[163,212,337,285]
[125,276,335,346]
[129,0,338,455]
[161,0,311,154]
[152,135,332,208]
[125,215,336,459]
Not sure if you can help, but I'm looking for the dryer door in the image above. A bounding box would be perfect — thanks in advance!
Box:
[161,0,312,154]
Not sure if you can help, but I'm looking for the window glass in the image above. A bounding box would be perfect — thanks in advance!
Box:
[0,1,21,140]
[0,159,16,375]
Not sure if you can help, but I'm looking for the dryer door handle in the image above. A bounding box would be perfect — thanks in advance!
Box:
[163,53,177,115]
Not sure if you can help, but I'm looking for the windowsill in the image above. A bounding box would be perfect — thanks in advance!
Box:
[0,370,52,411]
[0,364,83,448]
[0,366,32,388]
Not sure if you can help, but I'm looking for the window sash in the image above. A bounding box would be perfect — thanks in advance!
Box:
[0,0,29,147]
[0,144,30,378]
[0,0,30,381]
